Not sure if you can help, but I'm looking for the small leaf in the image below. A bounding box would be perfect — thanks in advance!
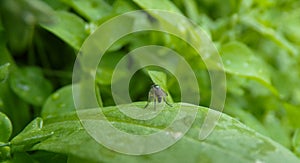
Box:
[133,0,182,13]
[0,142,10,161]
[225,104,269,136]
[41,84,75,118]
[0,112,12,142]
[0,42,31,135]
[9,67,52,106]
[221,42,270,82]
[40,11,87,50]
[220,41,279,96]
[96,52,126,85]
[281,11,300,44]
[62,0,112,21]
[284,103,300,128]
[11,117,54,153]
[112,0,139,14]
[148,70,167,87]
[0,63,10,83]
[263,111,290,147]
[10,103,300,163]
[241,15,297,56]
[292,129,300,157]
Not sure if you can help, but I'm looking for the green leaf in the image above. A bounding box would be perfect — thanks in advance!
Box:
[40,11,87,50]
[10,103,300,163]
[3,152,35,163]
[148,70,167,87]
[0,41,31,135]
[225,104,269,136]
[0,112,12,142]
[0,143,10,162]
[31,151,67,163]
[9,67,53,106]
[280,11,300,44]
[62,0,112,21]
[220,41,279,96]
[0,63,10,83]
[41,85,75,118]
[263,111,290,147]
[284,103,300,128]
[133,0,182,13]
[0,112,12,161]
[292,129,300,157]
[112,0,139,14]
[240,15,297,56]
[96,52,126,85]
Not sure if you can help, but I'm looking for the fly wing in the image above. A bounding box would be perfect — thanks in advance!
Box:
[144,88,155,108]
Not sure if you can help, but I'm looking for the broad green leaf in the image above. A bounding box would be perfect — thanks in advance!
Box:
[9,103,300,163]
[9,67,53,106]
[40,11,87,50]
[133,0,182,13]
[62,0,112,21]
[41,85,75,118]
[0,63,10,83]
[0,112,12,142]
[220,41,279,96]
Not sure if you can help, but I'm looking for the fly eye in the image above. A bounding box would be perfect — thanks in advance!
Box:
[153,85,160,88]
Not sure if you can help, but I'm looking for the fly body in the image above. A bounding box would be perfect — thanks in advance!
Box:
[144,84,172,109]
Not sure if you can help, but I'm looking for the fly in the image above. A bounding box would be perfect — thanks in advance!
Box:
[144,84,172,109]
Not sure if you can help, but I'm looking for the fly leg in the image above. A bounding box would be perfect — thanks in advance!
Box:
[153,97,157,110]
[163,97,173,107]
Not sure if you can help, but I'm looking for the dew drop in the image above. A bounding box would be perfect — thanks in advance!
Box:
[226,60,231,65]
[17,82,30,91]
[171,132,183,139]
[255,159,264,163]
[243,62,249,68]
[203,53,211,59]
[58,103,66,108]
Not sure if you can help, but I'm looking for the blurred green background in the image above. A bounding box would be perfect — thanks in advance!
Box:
[0,0,300,162]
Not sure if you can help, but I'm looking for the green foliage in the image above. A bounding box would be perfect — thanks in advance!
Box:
[0,112,12,142]
[9,67,53,106]
[0,63,10,83]
[0,0,300,162]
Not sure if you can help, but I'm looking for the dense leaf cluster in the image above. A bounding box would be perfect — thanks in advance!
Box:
[0,0,300,162]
